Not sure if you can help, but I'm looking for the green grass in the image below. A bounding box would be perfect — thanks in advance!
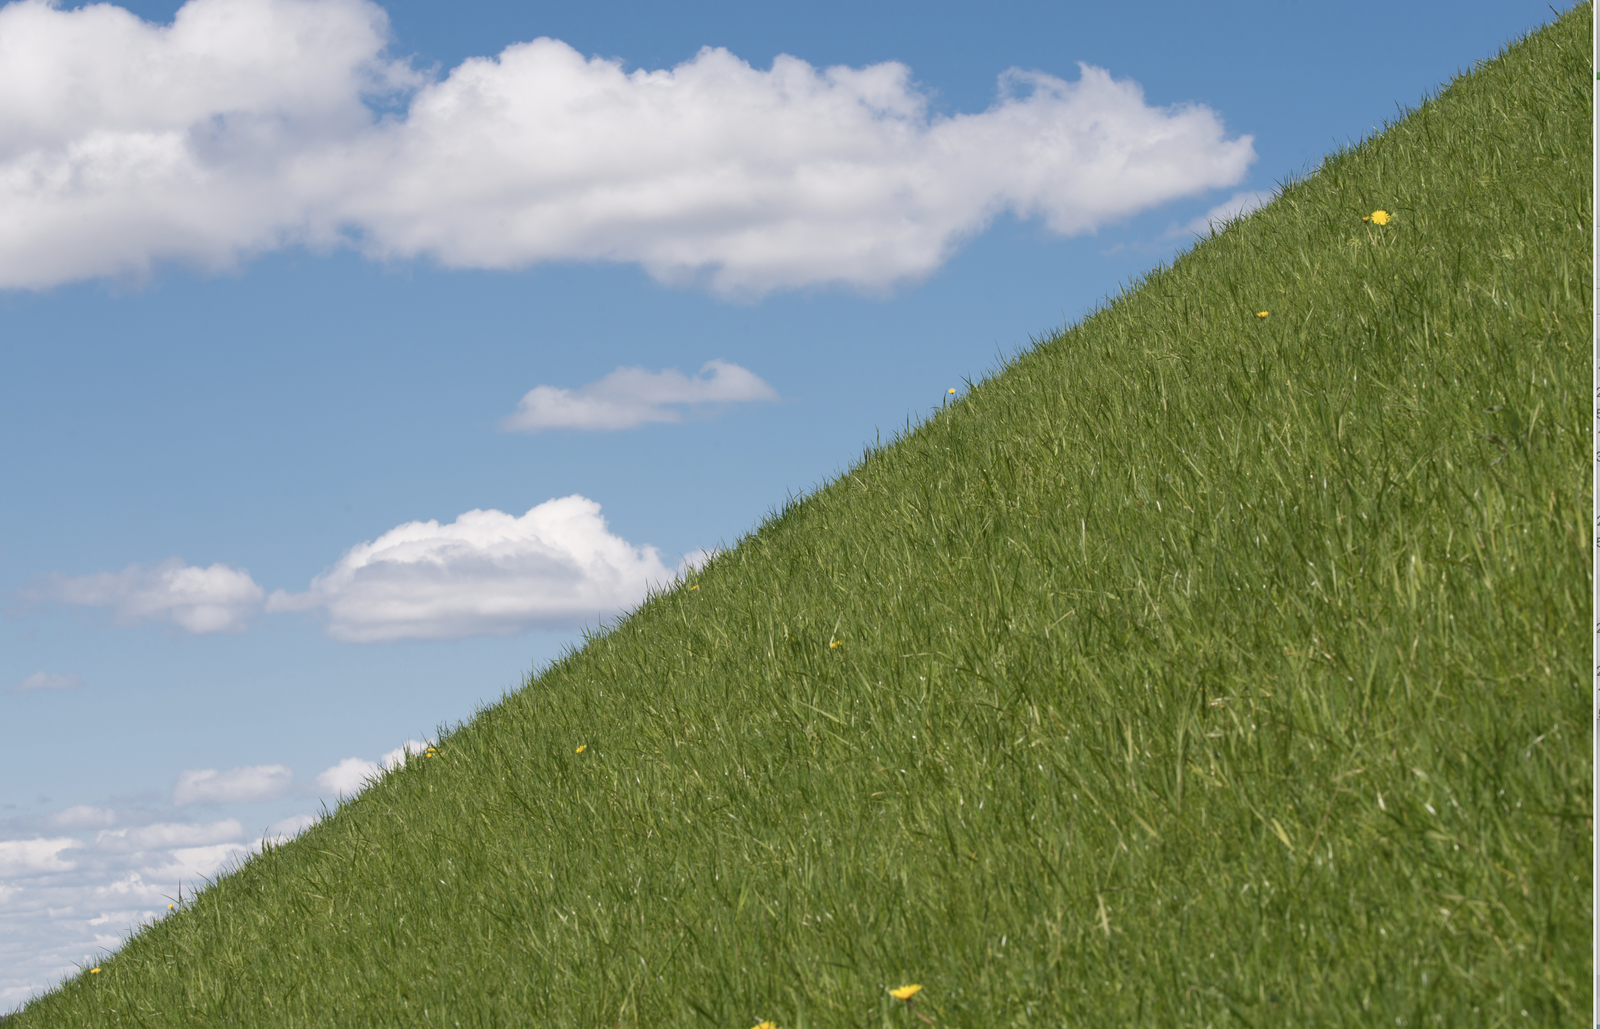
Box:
[9,6,1590,1026]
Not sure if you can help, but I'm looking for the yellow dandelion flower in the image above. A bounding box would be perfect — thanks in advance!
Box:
[1370,209,1390,225]
[689,584,699,590]
[575,744,587,754]
[753,1022,777,1029]
[829,640,843,649]
[948,388,956,394]
[426,747,438,757]
[1255,311,1268,318]
[890,984,922,1001]
[89,968,101,974]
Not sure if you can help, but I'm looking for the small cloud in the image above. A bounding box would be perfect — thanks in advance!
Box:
[8,671,83,695]
[267,495,672,642]
[380,740,432,771]
[160,842,253,881]
[1171,190,1272,238]
[502,360,778,433]
[314,757,381,797]
[172,765,292,806]
[264,813,317,845]
[23,558,264,634]
[677,548,719,576]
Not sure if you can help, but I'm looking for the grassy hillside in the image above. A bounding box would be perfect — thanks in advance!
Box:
[10,6,1590,1026]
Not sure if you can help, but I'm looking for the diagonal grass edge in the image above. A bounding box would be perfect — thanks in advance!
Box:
[9,4,1590,1026]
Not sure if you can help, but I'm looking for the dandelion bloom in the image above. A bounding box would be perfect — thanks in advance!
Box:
[575,744,587,754]
[89,968,101,974]
[948,388,956,394]
[1370,209,1390,225]
[1256,311,1268,318]
[829,640,843,649]
[425,747,438,757]
[689,584,699,591]
[890,985,922,1001]
[752,1023,776,1029]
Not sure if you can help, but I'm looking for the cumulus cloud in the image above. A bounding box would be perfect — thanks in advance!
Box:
[1173,189,1272,238]
[172,765,292,806]
[381,739,432,769]
[0,0,409,288]
[268,495,672,641]
[314,741,429,798]
[0,0,1255,294]
[314,757,380,796]
[24,558,265,634]
[8,671,82,695]
[503,359,778,432]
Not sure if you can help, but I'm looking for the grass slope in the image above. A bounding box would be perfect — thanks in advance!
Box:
[11,7,1591,1026]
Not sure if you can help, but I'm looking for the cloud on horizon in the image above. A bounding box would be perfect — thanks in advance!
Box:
[268,495,672,641]
[22,558,265,634]
[0,803,287,1011]
[314,739,431,797]
[0,0,1256,295]
[503,360,778,432]
[1171,189,1273,238]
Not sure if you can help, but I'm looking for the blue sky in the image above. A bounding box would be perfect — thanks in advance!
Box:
[0,0,1564,1006]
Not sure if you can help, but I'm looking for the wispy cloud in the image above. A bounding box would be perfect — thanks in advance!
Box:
[0,0,1255,294]
[503,360,778,432]
[1170,189,1273,238]
[8,672,83,695]
[23,558,264,634]
[268,495,672,641]
[172,765,293,806]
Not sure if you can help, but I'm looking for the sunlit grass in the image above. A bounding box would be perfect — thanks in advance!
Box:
[8,5,1590,1026]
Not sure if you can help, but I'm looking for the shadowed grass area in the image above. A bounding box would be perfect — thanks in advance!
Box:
[9,5,1590,1026]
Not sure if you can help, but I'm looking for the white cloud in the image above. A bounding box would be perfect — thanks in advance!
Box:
[25,558,264,634]
[268,495,672,641]
[8,671,82,695]
[503,359,778,432]
[314,757,380,796]
[1173,189,1272,238]
[172,765,292,806]
[94,820,244,854]
[264,813,317,845]
[0,838,82,877]
[677,548,719,576]
[0,0,409,288]
[380,739,431,770]
[0,804,278,1012]
[312,741,429,799]
[0,0,1255,294]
